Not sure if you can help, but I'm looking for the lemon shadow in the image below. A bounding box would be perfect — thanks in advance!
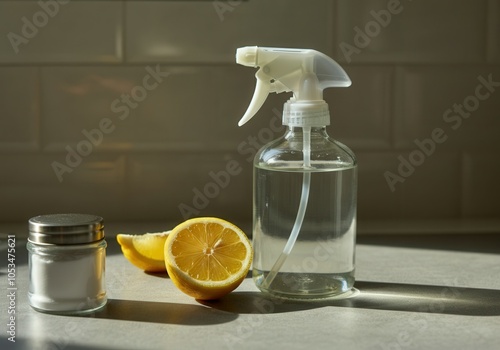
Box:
[89,298,237,325]
[144,271,169,278]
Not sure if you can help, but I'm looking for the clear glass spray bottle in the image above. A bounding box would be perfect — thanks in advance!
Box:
[237,46,357,299]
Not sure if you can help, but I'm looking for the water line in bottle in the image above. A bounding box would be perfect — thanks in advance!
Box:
[261,127,311,290]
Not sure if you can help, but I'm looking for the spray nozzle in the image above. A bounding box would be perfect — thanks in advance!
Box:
[236,46,351,127]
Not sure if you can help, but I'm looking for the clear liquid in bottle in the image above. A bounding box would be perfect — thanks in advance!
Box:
[253,155,357,299]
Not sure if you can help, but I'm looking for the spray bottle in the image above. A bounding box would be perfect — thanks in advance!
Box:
[237,46,357,299]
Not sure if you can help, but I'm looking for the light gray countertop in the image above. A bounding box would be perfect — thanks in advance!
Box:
[1,231,500,350]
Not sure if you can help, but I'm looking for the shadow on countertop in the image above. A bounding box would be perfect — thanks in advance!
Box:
[0,337,111,350]
[87,298,237,325]
[201,280,500,317]
[357,233,500,254]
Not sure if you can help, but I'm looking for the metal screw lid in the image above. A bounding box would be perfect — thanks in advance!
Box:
[28,213,104,245]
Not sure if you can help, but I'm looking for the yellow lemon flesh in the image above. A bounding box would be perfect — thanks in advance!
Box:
[164,217,252,300]
[117,231,170,272]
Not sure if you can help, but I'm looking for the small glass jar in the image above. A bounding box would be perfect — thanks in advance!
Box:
[27,213,107,314]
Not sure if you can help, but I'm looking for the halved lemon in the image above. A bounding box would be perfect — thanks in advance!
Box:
[116,231,170,272]
[164,217,252,300]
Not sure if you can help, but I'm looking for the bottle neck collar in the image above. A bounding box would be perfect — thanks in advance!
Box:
[285,126,329,138]
[282,99,330,127]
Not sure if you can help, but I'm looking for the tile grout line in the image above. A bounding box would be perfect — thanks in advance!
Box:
[389,64,398,150]
[120,0,127,64]
[458,150,465,219]
[36,66,43,154]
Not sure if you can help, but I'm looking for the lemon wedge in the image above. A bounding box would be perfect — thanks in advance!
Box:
[117,231,170,272]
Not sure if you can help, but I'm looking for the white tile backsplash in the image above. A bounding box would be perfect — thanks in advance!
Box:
[0,0,498,228]
[0,66,39,151]
[126,0,333,63]
[40,65,287,152]
[357,151,461,220]
[0,154,126,221]
[394,66,500,150]
[126,153,252,225]
[324,65,393,150]
[335,0,487,63]
[0,1,122,63]
[462,152,500,218]
[488,0,500,62]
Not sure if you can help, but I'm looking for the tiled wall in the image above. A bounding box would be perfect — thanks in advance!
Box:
[0,0,499,232]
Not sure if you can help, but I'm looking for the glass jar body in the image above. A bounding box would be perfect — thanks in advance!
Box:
[27,239,107,314]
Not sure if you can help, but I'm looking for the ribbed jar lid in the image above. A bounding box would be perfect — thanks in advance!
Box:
[28,213,104,245]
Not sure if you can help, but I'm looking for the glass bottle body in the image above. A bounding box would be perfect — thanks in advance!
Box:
[253,127,357,299]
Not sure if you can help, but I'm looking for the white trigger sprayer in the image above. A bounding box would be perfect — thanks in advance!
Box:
[237,47,356,298]
[237,46,351,127]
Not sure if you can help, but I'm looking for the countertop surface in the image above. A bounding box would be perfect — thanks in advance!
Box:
[1,230,500,350]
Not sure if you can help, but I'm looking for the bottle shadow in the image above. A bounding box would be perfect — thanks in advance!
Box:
[200,280,500,316]
[87,298,238,325]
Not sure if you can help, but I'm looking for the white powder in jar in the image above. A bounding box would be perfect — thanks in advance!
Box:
[28,244,106,313]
